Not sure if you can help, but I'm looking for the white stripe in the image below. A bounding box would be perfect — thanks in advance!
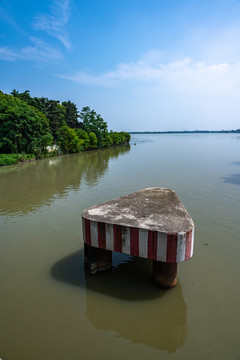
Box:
[139,229,148,258]
[105,223,114,251]
[157,232,167,262]
[122,227,130,254]
[90,221,98,248]
[82,217,86,243]
[190,228,194,257]
[177,232,186,263]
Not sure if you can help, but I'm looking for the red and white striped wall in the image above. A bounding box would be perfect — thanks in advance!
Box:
[82,217,194,263]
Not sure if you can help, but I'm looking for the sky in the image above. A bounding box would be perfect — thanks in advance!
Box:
[1,0,240,131]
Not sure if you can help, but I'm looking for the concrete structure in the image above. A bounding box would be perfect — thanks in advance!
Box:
[82,188,194,288]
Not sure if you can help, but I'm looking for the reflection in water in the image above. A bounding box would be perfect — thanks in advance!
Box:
[51,250,187,353]
[0,145,130,216]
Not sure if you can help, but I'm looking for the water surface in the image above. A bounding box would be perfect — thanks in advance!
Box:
[1,134,240,360]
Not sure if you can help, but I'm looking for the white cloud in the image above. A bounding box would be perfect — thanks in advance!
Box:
[61,51,240,131]
[0,0,71,63]
[0,37,63,62]
[22,37,63,61]
[0,47,20,61]
[60,52,240,97]
[33,0,72,49]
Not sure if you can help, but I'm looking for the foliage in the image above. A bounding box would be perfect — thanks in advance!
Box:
[76,129,90,150]
[114,131,131,145]
[0,153,35,166]
[41,133,53,151]
[59,125,83,153]
[88,132,98,149]
[62,100,80,129]
[0,92,51,154]
[44,100,66,141]
[0,154,19,165]
[0,90,131,164]
[10,90,67,141]
[80,106,108,147]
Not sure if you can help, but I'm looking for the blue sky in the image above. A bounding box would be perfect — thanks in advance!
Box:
[1,0,240,131]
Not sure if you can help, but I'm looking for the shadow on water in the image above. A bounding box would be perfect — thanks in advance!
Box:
[51,249,162,301]
[0,145,130,215]
[222,174,240,185]
[51,249,188,353]
[222,161,240,185]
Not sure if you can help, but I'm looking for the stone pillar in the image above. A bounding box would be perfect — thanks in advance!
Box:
[97,247,112,272]
[84,243,112,275]
[152,261,178,288]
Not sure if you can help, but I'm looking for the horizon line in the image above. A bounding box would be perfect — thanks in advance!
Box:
[128,129,240,134]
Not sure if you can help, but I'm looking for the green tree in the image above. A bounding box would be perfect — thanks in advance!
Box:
[80,106,108,147]
[76,129,90,150]
[59,125,83,153]
[41,133,53,152]
[109,131,121,145]
[10,90,67,141]
[88,132,98,149]
[5,90,131,154]
[0,92,51,153]
[45,100,66,141]
[62,100,80,129]
[102,132,113,147]
[10,89,19,97]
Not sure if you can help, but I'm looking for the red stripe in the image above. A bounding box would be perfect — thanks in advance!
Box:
[185,230,192,261]
[98,222,106,249]
[113,225,122,252]
[166,233,178,263]
[130,228,139,256]
[148,231,157,260]
[85,218,91,245]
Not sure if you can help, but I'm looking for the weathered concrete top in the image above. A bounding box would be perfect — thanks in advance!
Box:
[82,187,194,234]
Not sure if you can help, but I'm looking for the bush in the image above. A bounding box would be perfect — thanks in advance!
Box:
[76,129,90,150]
[59,125,83,153]
[0,154,19,166]
[18,153,35,162]
[88,132,98,149]
[0,153,36,166]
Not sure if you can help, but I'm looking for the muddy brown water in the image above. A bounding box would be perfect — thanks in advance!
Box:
[0,134,240,360]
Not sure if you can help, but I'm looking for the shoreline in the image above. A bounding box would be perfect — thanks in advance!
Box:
[0,142,130,167]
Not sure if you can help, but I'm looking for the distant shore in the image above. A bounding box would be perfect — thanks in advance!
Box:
[129,130,240,134]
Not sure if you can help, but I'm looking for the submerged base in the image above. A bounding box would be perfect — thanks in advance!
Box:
[152,261,178,288]
[84,243,112,274]
[84,244,178,288]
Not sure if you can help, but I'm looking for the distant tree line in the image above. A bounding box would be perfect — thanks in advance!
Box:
[0,90,130,156]
[130,130,240,134]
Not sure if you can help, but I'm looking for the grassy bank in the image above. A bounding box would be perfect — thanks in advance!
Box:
[0,152,59,166]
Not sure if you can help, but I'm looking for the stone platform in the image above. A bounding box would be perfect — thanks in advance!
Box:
[82,188,194,288]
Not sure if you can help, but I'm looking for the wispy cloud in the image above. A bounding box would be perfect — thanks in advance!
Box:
[0,37,63,62]
[0,5,26,35]
[59,51,240,96]
[0,0,71,63]
[33,0,72,49]
[0,47,20,61]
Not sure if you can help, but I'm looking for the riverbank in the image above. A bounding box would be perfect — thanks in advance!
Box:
[0,142,130,166]
[0,153,36,166]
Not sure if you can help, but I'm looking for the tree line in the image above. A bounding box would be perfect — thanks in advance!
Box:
[0,90,130,156]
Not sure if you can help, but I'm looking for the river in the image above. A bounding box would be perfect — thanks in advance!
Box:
[0,133,240,360]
